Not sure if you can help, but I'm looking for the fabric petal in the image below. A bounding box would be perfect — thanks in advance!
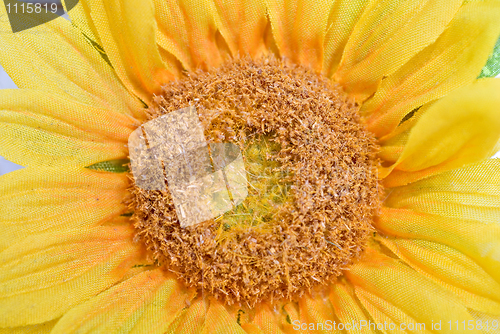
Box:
[385,159,500,223]
[51,269,194,334]
[329,282,371,334]
[374,207,500,285]
[0,225,140,327]
[378,237,500,315]
[265,0,331,72]
[240,324,264,334]
[164,297,207,334]
[380,159,500,283]
[281,303,301,334]
[380,79,500,187]
[0,4,143,116]
[0,123,127,169]
[200,300,246,334]
[354,288,433,333]
[167,303,266,334]
[322,0,369,77]
[154,0,223,71]
[212,0,267,58]
[0,89,137,143]
[362,1,500,138]
[334,0,462,102]
[0,320,58,334]
[0,96,129,168]
[377,104,427,165]
[345,248,480,334]
[80,0,173,105]
[245,303,286,334]
[63,0,102,47]
[298,292,336,334]
[0,167,128,250]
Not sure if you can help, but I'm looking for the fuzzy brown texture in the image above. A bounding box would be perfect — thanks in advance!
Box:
[129,56,381,307]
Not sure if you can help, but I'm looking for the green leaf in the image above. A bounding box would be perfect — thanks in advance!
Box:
[86,159,130,173]
[479,34,500,78]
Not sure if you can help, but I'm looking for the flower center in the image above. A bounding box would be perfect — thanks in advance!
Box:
[129,57,381,307]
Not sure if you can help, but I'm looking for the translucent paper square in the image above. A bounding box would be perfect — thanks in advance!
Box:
[128,106,249,228]
[128,129,166,191]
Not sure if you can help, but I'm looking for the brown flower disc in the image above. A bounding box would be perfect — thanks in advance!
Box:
[129,56,381,307]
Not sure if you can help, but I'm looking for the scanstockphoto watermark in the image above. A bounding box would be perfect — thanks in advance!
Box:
[292,320,426,332]
[2,0,77,33]
[292,319,500,332]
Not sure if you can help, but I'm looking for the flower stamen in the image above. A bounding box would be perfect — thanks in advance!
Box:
[129,56,382,307]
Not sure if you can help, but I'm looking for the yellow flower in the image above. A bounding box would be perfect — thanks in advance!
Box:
[1,0,500,333]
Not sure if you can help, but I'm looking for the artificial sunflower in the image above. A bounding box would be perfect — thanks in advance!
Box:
[1,0,500,333]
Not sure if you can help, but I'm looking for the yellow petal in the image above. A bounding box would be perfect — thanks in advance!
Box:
[377,104,427,165]
[0,320,58,334]
[374,207,500,284]
[0,225,140,327]
[213,0,267,58]
[381,159,500,299]
[385,159,500,223]
[322,0,369,77]
[334,0,462,102]
[240,324,264,334]
[154,0,223,71]
[0,96,129,168]
[200,300,246,334]
[345,248,480,334]
[329,282,371,334]
[378,237,500,315]
[249,303,286,334]
[298,293,336,334]
[380,79,500,187]
[378,146,404,167]
[0,124,127,168]
[0,89,137,143]
[354,288,433,334]
[164,297,207,334]
[0,4,143,117]
[63,0,102,47]
[363,1,500,138]
[281,303,301,334]
[80,0,173,105]
[265,0,331,72]
[51,269,194,334]
[0,167,128,250]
